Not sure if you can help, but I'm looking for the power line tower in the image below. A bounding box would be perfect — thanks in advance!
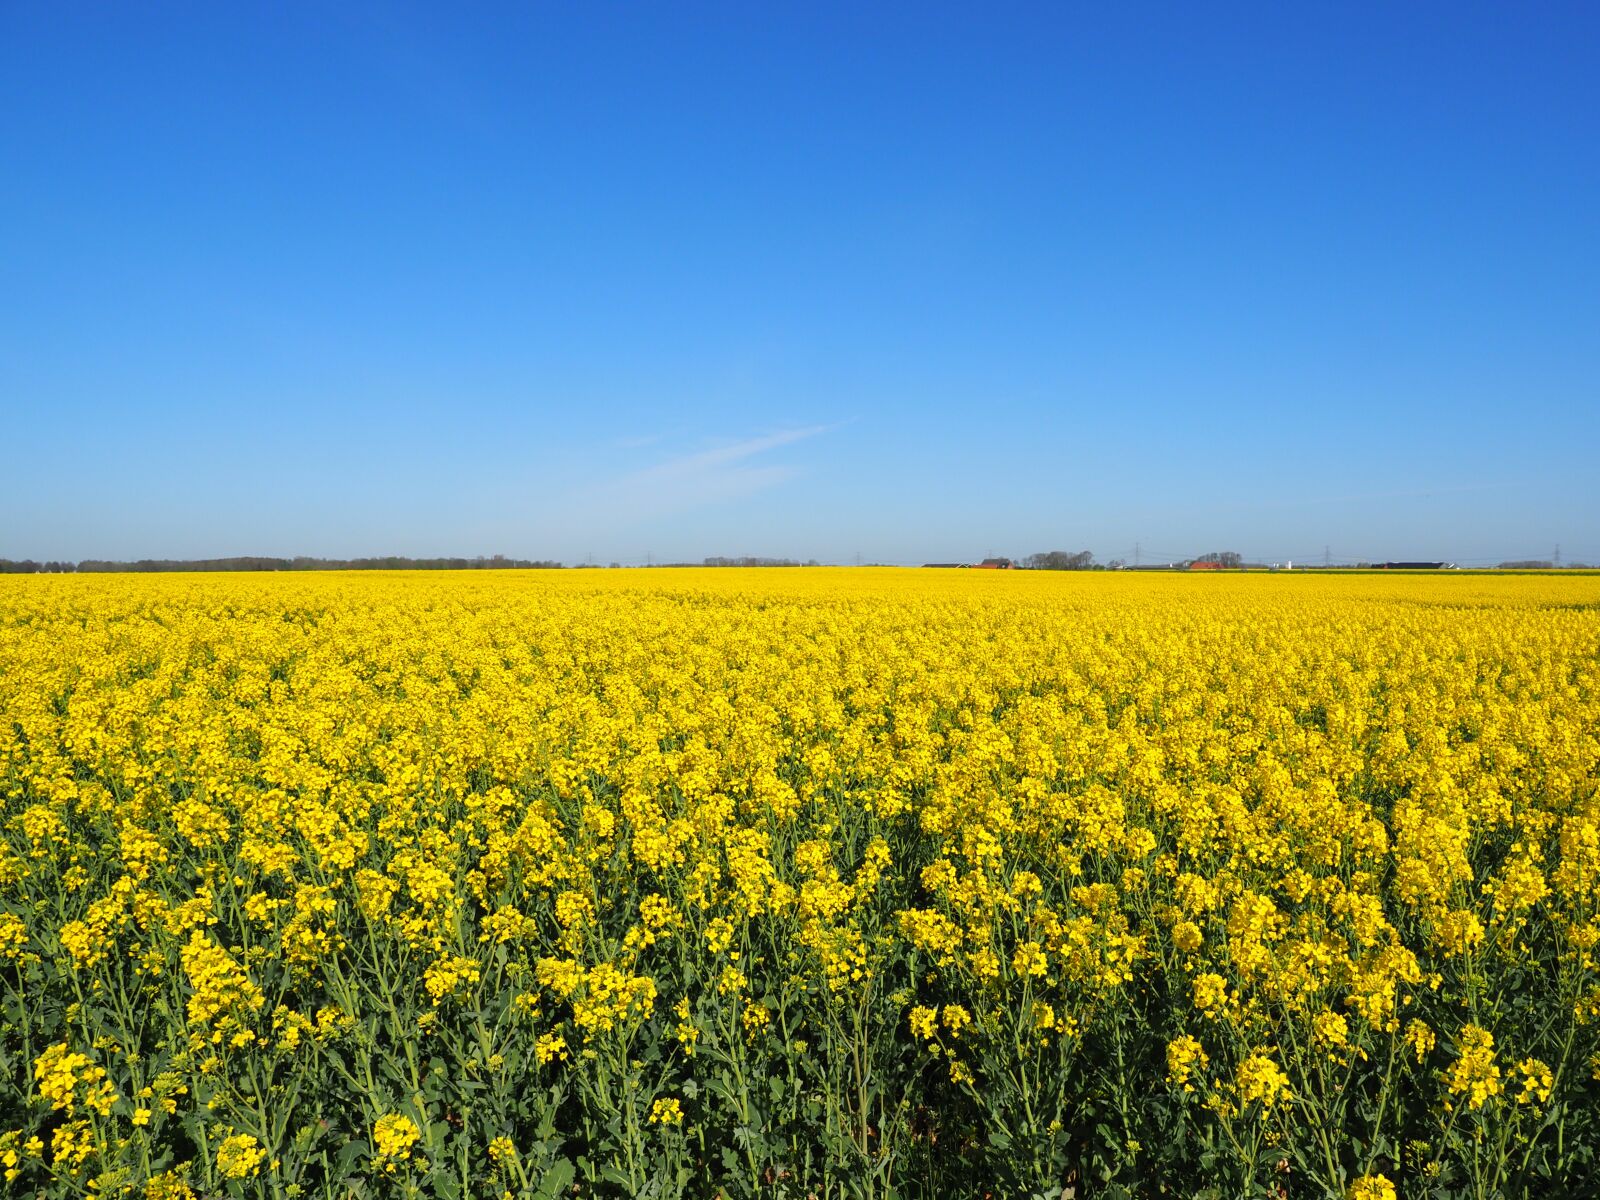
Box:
[1324,545,1331,568]
[1554,544,1561,568]
[1133,542,1141,567]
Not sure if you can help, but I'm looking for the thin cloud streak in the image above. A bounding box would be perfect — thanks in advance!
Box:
[625,426,833,485]
[565,425,836,531]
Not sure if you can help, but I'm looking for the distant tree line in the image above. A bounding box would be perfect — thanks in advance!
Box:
[1022,550,1095,570]
[642,557,818,567]
[0,555,834,574]
[0,555,566,574]
[1016,550,1255,570]
[0,560,77,574]
[700,556,817,568]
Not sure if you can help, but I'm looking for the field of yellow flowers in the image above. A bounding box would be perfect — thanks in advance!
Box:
[2,568,1599,1200]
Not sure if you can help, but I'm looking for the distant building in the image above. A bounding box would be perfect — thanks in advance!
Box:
[1189,560,1225,571]
[922,563,963,569]
[973,557,1016,570]
[1373,562,1449,570]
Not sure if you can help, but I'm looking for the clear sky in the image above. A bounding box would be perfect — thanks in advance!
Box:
[3,3,1596,566]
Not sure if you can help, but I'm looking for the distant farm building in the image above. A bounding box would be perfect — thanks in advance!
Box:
[922,557,1017,569]
[1373,562,1450,570]
[1189,560,1226,571]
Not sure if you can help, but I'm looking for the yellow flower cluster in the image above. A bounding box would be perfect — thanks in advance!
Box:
[649,1097,685,1126]
[33,1043,118,1117]
[214,1131,265,1179]
[1347,1174,1397,1200]
[372,1114,421,1170]
[1235,1051,1291,1111]
[1166,1035,1208,1092]
[179,931,265,1044]
[1445,1024,1502,1110]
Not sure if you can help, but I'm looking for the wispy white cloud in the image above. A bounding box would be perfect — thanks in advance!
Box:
[574,425,835,527]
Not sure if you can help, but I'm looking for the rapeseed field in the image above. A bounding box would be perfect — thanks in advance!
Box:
[1,569,1598,1199]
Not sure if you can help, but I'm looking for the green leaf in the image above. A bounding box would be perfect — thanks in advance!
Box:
[532,1157,576,1199]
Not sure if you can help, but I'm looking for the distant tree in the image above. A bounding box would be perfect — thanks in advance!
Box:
[1024,550,1094,570]
[74,555,566,573]
[1498,560,1554,570]
[1195,551,1243,568]
[703,556,803,567]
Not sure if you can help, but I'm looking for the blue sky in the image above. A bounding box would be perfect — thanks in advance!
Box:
[3,2,1596,566]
